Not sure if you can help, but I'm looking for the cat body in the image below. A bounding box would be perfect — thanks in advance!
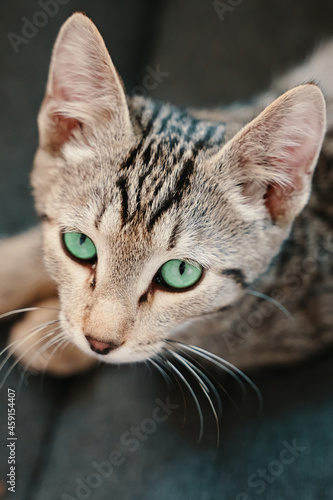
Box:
[0,13,332,377]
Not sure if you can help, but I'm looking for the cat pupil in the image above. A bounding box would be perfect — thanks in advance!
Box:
[79,234,86,246]
[179,261,186,275]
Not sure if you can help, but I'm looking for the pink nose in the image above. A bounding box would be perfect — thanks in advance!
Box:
[85,336,123,355]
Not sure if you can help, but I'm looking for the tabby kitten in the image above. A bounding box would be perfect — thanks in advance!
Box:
[0,13,332,379]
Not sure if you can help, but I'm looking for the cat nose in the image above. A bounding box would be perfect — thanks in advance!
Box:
[85,335,123,355]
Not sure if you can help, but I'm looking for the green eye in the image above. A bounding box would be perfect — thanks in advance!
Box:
[159,259,203,289]
[63,232,97,261]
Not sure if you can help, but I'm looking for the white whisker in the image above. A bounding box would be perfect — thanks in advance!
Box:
[17,327,64,391]
[157,353,187,428]
[36,335,71,378]
[149,358,173,388]
[164,341,225,416]
[165,358,204,444]
[0,326,62,389]
[166,349,220,449]
[0,319,59,373]
[246,289,295,322]
[22,327,64,373]
[166,340,246,396]
[0,306,60,322]
[166,339,263,413]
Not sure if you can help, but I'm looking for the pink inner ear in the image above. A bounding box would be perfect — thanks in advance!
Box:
[264,133,320,221]
[50,114,81,150]
[264,182,294,220]
[45,78,81,149]
[231,85,325,224]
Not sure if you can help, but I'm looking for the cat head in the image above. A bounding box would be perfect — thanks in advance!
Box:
[31,13,326,363]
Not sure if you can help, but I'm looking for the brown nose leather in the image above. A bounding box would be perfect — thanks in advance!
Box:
[85,336,123,355]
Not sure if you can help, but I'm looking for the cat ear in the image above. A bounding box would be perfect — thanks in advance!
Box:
[218,84,326,225]
[38,13,132,151]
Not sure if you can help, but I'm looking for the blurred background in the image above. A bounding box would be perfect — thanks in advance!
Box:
[0,1,333,499]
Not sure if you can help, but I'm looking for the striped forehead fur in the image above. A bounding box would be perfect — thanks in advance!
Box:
[61,96,228,235]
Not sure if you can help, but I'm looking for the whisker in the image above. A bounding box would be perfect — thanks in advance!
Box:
[0,319,59,373]
[166,339,263,413]
[164,340,225,416]
[165,340,246,397]
[0,319,58,359]
[149,358,173,389]
[164,358,204,444]
[166,349,220,449]
[246,289,294,322]
[156,353,187,428]
[36,335,73,380]
[22,327,64,373]
[166,349,210,395]
[31,335,69,389]
[17,327,64,391]
[0,326,62,389]
[0,306,60,322]
[49,335,70,360]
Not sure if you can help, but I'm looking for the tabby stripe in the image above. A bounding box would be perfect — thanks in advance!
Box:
[147,193,174,231]
[126,142,162,223]
[175,146,185,163]
[148,157,195,230]
[120,139,145,171]
[119,102,162,171]
[152,178,165,198]
[116,177,129,226]
[152,153,191,203]
[142,140,153,166]
[222,269,247,288]
[94,202,107,229]
[176,157,195,193]
[167,220,182,250]
[192,125,218,153]
[149,146,177,202]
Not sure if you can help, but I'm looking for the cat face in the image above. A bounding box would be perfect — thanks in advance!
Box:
[31,13,326,363]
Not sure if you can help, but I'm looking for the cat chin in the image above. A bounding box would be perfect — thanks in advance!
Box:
[98,350,159,365]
